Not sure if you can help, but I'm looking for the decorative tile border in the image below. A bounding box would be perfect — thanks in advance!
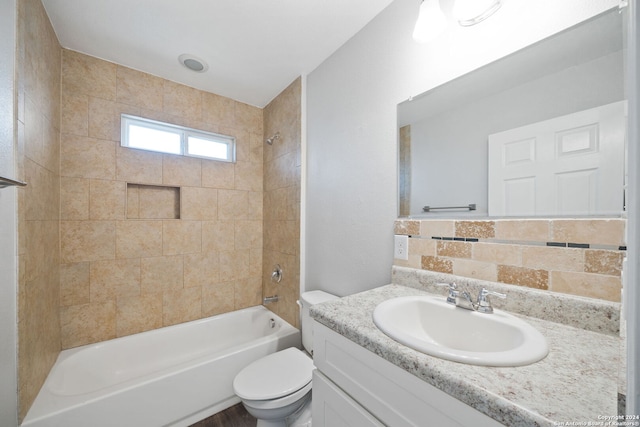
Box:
[394,218,626,302]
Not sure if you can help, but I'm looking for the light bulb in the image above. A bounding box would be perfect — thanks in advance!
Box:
[412,0,447,44]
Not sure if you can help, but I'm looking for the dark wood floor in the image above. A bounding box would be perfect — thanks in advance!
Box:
[189,403,256,427]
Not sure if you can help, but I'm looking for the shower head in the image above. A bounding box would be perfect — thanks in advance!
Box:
[266,132,280,145]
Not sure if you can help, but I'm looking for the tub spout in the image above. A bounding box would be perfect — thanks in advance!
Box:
[263,295,279,304]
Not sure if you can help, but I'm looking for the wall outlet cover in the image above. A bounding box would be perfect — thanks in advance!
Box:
[394,235,409,260]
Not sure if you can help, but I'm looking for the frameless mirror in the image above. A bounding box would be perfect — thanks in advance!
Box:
[398,9,626,218]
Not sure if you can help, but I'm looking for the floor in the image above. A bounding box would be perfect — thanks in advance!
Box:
[189,403,256,427]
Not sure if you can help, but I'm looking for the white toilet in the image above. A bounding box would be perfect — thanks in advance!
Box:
[233,291,337,427]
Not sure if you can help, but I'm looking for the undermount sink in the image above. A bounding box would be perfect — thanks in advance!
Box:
[372,295,548,367]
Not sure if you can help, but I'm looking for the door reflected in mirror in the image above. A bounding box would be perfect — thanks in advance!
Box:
[398,9,626,218]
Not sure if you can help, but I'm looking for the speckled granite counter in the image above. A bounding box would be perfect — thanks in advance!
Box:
[311,272,622,427]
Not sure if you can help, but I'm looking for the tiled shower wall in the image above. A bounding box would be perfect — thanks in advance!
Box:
[263,78,302,328]
[16,0,62,420]
[59,50,265,349]
[394,218,626,302]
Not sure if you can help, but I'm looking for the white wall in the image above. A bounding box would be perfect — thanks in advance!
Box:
[0,0,18,425]
[305,0,619,296]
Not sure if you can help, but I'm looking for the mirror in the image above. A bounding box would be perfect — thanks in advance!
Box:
[398,9,626,218]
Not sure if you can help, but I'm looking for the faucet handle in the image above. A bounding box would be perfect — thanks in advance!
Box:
[476,288,506,314]
[444,283,458,305]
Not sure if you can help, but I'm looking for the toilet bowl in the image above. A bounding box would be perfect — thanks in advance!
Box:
[232,291,338,427]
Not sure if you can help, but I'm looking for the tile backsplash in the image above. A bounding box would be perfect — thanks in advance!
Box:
[394,218,625,302]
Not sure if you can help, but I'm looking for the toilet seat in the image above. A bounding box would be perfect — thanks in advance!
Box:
[233,348,313,401]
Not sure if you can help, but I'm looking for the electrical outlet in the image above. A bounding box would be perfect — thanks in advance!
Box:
[394,235,409,260]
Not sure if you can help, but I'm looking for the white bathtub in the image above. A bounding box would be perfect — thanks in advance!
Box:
[22,306,300,427]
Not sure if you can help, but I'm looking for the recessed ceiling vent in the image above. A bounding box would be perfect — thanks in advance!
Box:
[178,54,208,73]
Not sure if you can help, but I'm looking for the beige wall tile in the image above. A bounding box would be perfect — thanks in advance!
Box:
[181,187,217,220]
[248,191,263,220]
[419,220,455,238]
[60,177,89,220]
[202,220,235,253]
[162,287,202,326]
[61,92,88,136]
[116,146,163,185]
[264,220,298,255]
[521,246,584,272]
[218,189,251,220]
[90,179,126,220]
[162,154,202,187]
[184,251,219,288]
[116,293,163,336]
[453,259,497,282]
[126,184,139,218]
[163,81,202,119]
[116,220,163,258]
[265,152,296,191]
[116,66,164,111]
[421,255,453,274]
[60,262,90,306]
[202,92,235,129]
[455,221,495,239]
[220,250,250,281]
[403,236,431,261]
[90,258,140,302]
[18,2,62,419]
[60,301,116,349]
[62,49,116,100]
[394,220,420,236]
[495,220,550,242]
[235,276,262,309]
[88,97,139,142]
[585,250,624,277]
[61,220,115,263]
[235,161,262,191]
[235,220,263,250]
[472,242,521,265]
[141,255,184,293]
[552,219,626,246]
[437,241,472,258]
[551,271,621,302]
[201,160,235,189]
[235,101,263,135]
[162,220,202,255]
[497,265,549,290]
[202,281,235,317]
[60,134,116,179]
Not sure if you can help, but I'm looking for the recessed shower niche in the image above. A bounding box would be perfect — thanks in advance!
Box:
[126,183,181,219]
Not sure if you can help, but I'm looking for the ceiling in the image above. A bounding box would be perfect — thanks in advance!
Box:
[41,0,396,108]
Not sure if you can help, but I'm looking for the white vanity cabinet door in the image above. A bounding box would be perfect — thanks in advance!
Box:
[312,370,384,427]
[312,321,503,427]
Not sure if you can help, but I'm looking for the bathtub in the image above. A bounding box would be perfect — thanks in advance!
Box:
[22,306,300,427]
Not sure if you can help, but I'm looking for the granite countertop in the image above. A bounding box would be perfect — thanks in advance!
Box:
[311,282,621,427]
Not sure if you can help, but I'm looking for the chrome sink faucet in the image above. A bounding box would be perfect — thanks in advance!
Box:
[445,283,506,314]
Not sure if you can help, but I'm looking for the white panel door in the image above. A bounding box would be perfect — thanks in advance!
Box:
[488,101,626,216]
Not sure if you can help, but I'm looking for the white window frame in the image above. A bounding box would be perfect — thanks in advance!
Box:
[121,114,236,163]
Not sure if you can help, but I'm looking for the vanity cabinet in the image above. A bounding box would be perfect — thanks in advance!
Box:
[312,321,503,427]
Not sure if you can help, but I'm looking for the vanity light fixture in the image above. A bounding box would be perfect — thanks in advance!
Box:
[412,0,447,43]
[178,54,209,73]
[452,0,502,26]
[412,0,502,43]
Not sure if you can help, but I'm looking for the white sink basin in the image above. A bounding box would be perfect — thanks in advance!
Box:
[372,295,548,366]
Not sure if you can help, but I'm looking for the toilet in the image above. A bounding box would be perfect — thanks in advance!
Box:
[233,290,338,427]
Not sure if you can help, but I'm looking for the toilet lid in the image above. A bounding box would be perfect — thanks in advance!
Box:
[233,347,313,400]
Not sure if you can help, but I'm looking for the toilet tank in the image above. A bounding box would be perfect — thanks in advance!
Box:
[299,291,338,354]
